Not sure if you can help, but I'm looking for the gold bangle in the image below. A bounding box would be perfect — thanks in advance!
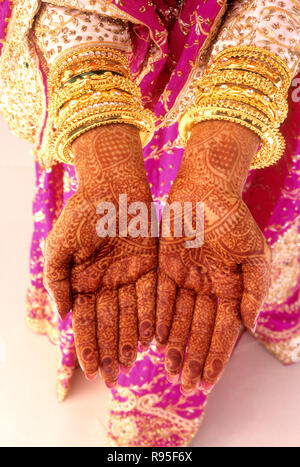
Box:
[196,84,288,124]
[59,66,124,87]
[53,92,143,127]
[48,73,141,117]
[48,45,131,94]
[195,97,271,125]
[178,105,285,169]
[46,53,156,166]
[195,69,288,123]
[47,106,156,165]
[197,69,281,99]
[208,57,284,88]
[208,58,288,94]
[180,47,291,168]
[50,89,140,122]
[212,46,292,92]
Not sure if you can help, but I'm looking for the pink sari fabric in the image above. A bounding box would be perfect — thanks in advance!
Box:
[1,0,299,446]
[0,0,11,55]
[243,87,300,363]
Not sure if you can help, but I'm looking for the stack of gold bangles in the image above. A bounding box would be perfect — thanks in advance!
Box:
[45,45,156,165]
[178,46,292,169]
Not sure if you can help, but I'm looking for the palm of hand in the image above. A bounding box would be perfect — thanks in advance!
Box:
[156,122,271,393]
[44,125,157,385]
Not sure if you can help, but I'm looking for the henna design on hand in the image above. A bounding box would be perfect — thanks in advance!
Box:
[44,124,157,385]
[156,120,271,394]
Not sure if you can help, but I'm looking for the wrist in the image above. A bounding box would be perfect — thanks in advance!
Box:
[71,123,145,186]
[181,120,260,196]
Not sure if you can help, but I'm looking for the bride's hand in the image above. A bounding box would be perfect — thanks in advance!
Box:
[156,121,271,394]
[43,124,157,387]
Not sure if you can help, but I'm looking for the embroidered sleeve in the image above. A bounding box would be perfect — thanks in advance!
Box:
[210,0,300,77]
[33,2,132,69]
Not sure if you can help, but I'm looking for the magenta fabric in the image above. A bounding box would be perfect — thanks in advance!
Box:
[0,0,11,55]
[243,85,300,349]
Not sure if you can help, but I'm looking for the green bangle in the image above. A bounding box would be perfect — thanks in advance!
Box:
[61,69,123,88]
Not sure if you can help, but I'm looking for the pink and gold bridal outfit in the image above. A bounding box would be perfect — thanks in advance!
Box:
[0,0,299,446]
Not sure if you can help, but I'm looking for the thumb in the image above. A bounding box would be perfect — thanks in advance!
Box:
[241,255,271,333]
[43,221,73,320]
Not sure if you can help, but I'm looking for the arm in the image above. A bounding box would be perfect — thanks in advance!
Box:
[36,4,157,385]
[156,0,299,393]
[44,123,157,386]
[157,120,271,392]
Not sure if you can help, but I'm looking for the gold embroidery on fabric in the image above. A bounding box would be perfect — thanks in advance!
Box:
[0,0,46,147]
[157,2,228,130]
[255,221,300,363]
[262,329,300,364]
[33,2,131,66]
[211,0,300,76]
[49,0,136,22]
[266,222,299,306]
[144,136,184,162]
[109,387,204,447]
